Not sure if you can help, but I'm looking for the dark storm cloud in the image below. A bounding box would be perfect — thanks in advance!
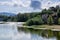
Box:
[30,0,41,9]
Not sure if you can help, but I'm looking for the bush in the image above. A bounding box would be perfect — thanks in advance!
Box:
[26,16,43,26]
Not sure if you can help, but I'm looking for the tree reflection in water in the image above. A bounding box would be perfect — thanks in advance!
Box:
[18,27,60,40]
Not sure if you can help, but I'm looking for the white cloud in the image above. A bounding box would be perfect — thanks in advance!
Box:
[0,0,31,7]
[0,0,59,8]
[0,2,13,6]
[13,0,31,7]
[0,0,60,13]
[41,0,60,9]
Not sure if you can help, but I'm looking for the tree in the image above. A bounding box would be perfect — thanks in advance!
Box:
[58,18,60,25]
[48,15,53,25]
[49,7,57,12]
[26,19,34,26]
[26,15,43,26]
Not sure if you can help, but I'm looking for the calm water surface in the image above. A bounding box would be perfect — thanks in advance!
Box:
[0,23,60,40]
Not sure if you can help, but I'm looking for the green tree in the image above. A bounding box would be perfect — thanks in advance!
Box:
[26,15,43,26]
[58,18,60,25]
[48,15,53,25]
[26,19,34,26]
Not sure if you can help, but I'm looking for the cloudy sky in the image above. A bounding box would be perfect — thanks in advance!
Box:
[0,0,60,14]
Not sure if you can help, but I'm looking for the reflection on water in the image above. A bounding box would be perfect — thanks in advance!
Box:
[0,23,60,40]
[18,27,60,40]
[0,23,18,40]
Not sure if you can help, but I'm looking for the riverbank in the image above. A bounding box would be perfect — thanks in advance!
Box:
[18,25,60,31]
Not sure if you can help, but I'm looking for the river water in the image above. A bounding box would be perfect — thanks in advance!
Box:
[0,23,60,40]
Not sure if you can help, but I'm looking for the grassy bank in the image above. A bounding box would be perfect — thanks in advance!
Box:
[23,25,60,29]
[18,25,60,31]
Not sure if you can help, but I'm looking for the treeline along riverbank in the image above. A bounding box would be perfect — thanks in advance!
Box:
[0,5,60,26]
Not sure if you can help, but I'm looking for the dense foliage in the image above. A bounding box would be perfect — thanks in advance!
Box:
[26,15,43,26]
[0,5,60,26]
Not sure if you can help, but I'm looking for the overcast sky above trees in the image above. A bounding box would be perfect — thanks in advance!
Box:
[0,0,60,14]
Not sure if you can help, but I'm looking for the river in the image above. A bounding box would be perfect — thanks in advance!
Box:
[0,22,60,40]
